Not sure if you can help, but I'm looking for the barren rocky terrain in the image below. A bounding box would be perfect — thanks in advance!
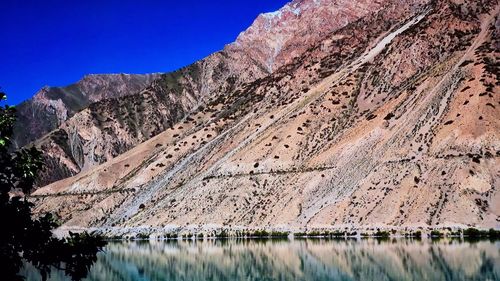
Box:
[25,0,499,236]
[20,0,394,188]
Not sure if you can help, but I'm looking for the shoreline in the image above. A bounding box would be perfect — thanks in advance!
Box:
[103,235,500,242]
[54,225,500,240]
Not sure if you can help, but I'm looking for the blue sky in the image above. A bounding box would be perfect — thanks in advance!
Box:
[0,0,289,105]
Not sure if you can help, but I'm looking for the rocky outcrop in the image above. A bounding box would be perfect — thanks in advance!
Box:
[31,0,499,233]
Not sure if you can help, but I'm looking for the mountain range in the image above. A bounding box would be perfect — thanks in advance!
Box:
[17,0,499,236]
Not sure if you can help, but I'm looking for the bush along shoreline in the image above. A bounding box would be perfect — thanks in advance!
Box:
[101,227,500,241]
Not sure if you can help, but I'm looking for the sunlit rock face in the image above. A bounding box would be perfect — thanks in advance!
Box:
[21,240,500,281]
[31,0,500,231]
[229,0,393,72]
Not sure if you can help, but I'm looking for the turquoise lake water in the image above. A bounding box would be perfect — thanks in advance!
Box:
[22,238,500,281]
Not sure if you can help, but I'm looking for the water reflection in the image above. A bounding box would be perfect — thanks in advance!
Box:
[23,239,500,281]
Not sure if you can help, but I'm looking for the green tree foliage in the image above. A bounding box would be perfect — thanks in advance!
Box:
[0,92,107,281]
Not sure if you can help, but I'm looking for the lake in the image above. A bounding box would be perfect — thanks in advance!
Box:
[22,238,500,281]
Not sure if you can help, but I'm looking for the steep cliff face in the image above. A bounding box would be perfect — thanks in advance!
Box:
[31,0,500,234]
[13,73,160,149]
[25,0,393,187]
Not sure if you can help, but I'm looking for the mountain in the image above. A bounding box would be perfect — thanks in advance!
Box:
[21,0,394,187]
[30,0,499,236]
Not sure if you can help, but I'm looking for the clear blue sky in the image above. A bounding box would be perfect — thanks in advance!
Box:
[0,0,289,105]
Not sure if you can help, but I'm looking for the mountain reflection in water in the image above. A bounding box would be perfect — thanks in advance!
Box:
[22,239,500,281]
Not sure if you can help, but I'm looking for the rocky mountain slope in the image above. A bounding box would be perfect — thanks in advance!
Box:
[30,50,267,186]
[23,0,393,187]
[31,0,499,235]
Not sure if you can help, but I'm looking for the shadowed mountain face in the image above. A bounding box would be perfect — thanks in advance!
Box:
[28,0,499,233]
[13,73,160,149]
[21,239,500,281]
